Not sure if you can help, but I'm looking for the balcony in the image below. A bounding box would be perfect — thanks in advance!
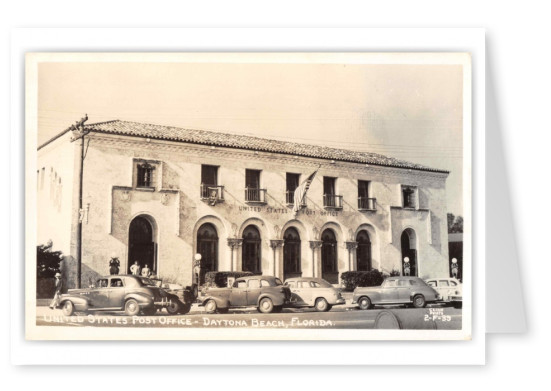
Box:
[286,190,307,207]
[200,184,225,204]
[323,194,343,209]
[358,197,377,211]
[245,187,267,204]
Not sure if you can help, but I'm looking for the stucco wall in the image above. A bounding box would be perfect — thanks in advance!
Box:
[72,133,450,287]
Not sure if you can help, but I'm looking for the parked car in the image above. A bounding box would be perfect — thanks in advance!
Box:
[352,276,441,309]
[284,277,345,312]
[56,275,183,316]
[149,278,195,315]
[425,278,463,308]
[199,275,291,314]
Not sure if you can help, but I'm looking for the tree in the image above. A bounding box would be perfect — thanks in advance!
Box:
[37,241,63,279]
[447,213,464,233]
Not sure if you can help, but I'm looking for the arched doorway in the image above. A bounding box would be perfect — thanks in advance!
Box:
[197,223,218,284]
[401,229,418,276]
[283,227,301,280]
[242,225,261,273]
[356,230,372,271]
[321,229,338,283]
[128,216,156,274]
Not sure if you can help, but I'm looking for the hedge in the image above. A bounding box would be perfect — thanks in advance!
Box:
[340,270,385,291]
[204,271,257,288]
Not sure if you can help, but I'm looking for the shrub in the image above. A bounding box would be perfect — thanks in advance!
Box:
[340,270,385,291]
[204,271,256,288]
[37,242,63,279]
[389,268,401,277]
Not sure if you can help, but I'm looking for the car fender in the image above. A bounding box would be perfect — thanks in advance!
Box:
[59,295,90,312]
[354,290,381,304]
[201,295,230,309]
[257,293,286,307]
[124,292,154,307]
[409,290,435,302]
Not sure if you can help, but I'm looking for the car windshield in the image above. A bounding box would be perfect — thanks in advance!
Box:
[274,278,283,286]
[139,277,156,286]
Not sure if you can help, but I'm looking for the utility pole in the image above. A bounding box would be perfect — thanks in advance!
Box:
[69,115,89,288]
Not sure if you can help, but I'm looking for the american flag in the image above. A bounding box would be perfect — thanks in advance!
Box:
[293,168,319,214]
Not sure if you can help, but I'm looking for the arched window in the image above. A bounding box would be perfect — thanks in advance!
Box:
[356,230,372,271]
[242,225,261,273]
[283,227,301,280]
[197,223,219,284]
[321,229,338,283]
[128,216,156,274]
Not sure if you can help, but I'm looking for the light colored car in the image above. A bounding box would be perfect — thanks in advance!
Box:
[425,278,462,308]
[352,276,441,309]
[284,277,345,312]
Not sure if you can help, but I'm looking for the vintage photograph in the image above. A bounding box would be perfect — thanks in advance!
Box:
[26,52,471,340]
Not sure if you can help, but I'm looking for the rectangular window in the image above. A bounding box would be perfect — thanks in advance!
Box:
[323,176,342,208]
[137,163,155,188]
[286,173,300,204]
[358,180,375,210]
[402,185,417,208]
[201,165,223,201]
[201,165,218,186]
[245,169,265,203]
[245,169,261,189]
[323,176,336,195]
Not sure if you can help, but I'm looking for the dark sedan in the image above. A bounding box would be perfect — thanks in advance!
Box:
[57,275,174,316]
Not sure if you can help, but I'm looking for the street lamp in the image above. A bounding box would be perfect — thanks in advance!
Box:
[403,257,410,276]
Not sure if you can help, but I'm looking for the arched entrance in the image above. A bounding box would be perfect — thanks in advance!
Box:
[128,216,156,274]
[401,229,418,276]
[283,227,301,280]
[242,225,261,273]
[197,223,218,284]
[356,230,372,271]
[321,229,338,284]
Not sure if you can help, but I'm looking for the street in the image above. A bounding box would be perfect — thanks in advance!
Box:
[36,304,462,330]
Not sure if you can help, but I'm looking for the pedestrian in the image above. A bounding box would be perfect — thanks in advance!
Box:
[130,261,141,276]
[49,272,63,309]
[141,264,151,277]
[109,255,120,275]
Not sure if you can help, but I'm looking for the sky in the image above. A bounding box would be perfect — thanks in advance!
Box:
[37,58,464,215]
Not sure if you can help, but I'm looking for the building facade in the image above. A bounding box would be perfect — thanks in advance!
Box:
[37,120,451,288]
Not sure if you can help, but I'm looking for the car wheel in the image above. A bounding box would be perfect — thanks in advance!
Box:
[61,301,74,316]
[178,303,192,315]
[413,294,426,308]
[124,299,141,316]
[453,302,462,309]
[142,307,157,316]
[166,301,180,315]
[315,298,330,312]
[204,299,217,314]
[358,296,372,310]
[258,298,274,314]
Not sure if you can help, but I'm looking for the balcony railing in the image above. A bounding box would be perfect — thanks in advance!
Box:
[286,190,307,207]
[200,184,225,203]
[358,197,376,211]
[323,194,343,209]
[245,187,267,203]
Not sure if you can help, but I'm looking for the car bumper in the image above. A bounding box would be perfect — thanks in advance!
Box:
[152,298,172,307]
[334,298,346,305]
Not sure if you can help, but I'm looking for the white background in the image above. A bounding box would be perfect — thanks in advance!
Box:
[2,0,548,389]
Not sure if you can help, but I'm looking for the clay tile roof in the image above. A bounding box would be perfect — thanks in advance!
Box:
[82,119,448,174]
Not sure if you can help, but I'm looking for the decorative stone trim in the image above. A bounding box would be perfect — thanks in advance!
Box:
[269,239,284,249]
[227,238,243,249]
[345,241,358,251]
[309,240,322,249]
